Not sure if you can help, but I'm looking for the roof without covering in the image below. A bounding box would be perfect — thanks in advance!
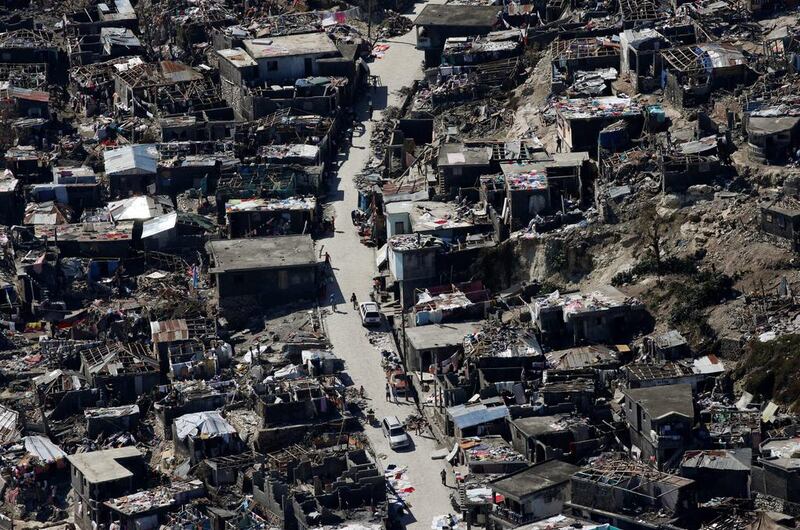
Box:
[405,321,482,350]
[244,32,339,59]
[207,235,316,273]
[624,383,695,420]
[490,460,579,500]
[681,449,751,471]
[413,4,500,27]
[217,47,258,68]
[67,446,143,484]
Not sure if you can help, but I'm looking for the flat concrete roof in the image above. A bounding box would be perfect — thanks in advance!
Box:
[405,321,481,351]
[490,460,579,500]
[67,446,142,484]
[244,32,339,60]
[217,47,257,68]
[207,235,316,273]
[624,383,694,420]
[414,4,500,28]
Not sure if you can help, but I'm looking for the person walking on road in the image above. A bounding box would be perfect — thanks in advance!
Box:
[385,383,390,401]
[441,468,447,486]
[330,294,336,312]
[325,252,331,266]
[351,293,358,309]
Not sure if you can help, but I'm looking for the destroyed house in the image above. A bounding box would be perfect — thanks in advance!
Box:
[619,0,665,28]
[403,320,481,372]
[753,437,800,503]
[84,404,140,437]
[538,379,596,416]
[659,44,748,107]
[206,235,318,309]
[154,380,233,439]
[35,221,135,258]
[441,30,522,67]
[67,447,146,530]
[499,152,589,231]
[413,4,501,65]
[457,435,528,475]
[624,384,695,468]
[241,32,343,84]
[225,197,317,238]
[173,411,244,464]
[436,143,493,197]
[387,234,444,309]
[620,29,671,93]
[488,460,579,528]
[509,415,596,463]
[533,286,646,345]
[80,343,160,401]
[413,281,491,326]
[103,480,206,530]
[544,345,621,376]
[113,61,204,112]
[141,212,216,251]
[256,376,346,427]
[550,37,620,93]
[555,96,643,153]
[253,449,386,530]
[384,200,493,242]
[0,176,22,226]
[701,407,761,448]
[761,198,800,250]
[746,109,800,164]
[568,456,697,526]
[29,166,101,211]
[661,150,720,192]
[679,449,751,501]
[0,30,64,82]
[624,361,701,389]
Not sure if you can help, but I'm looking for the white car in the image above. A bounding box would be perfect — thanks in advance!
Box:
[381,415,411,450]
[359,302,382,326]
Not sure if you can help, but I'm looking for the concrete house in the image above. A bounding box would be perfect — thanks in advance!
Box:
[242,32,341,83]
[67,447,146,530]
[206,235,318,310]
[488,460,579,528]
[413,4,501,66]
[623,383,695,469]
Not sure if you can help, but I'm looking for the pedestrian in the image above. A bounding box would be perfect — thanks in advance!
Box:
[368,96,374,121]
[330,294,336,312]
[385,383,390,401]
[359,385,365,398]
[325,252,331,265]
[351,292,358,309]
[441,468,447,486]
[556,137,562,153]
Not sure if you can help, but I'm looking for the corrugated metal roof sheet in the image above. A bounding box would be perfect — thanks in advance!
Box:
[23,435,67,463]
[150,319,190,343]
[142,211,178,238]
[174,411,237,441]
[103,145,158,176]
[447,404,509,430]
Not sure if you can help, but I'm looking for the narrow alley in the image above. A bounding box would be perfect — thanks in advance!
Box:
[321,8,455,530]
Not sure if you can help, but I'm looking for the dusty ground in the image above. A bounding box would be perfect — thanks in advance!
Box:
[320,7,456,529]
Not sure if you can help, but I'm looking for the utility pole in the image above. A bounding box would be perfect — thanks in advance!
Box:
[367,0,373,42]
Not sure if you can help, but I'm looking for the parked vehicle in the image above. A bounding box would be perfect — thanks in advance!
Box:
[359,301,382,326]
[381,415,411,450]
